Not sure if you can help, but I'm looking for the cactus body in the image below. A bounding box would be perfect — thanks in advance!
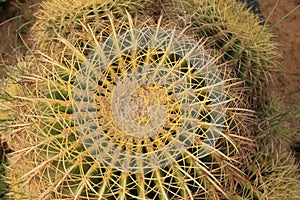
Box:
[159,0,279,101]
[1,2,253,198]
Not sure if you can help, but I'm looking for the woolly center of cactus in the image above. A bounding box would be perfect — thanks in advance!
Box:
[127,84,167,126]
[112,81,172,138]
[73,27,226,173]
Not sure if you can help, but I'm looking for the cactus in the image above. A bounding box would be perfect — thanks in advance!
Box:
[257,92,300,151]
[0,0,299,199]
[236,142,300,200]
[31,0,141,54]
[0,1,257,198]
[158,0,279,103]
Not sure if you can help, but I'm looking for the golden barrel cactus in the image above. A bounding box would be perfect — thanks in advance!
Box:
[159,0,279,101]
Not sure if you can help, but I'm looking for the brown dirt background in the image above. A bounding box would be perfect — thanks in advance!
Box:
[261,0,300,105]
[0,0,299,152]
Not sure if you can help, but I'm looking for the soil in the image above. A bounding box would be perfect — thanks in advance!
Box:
[0,0,40,69]
[0,0,299,156]
[261,0,300,105]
